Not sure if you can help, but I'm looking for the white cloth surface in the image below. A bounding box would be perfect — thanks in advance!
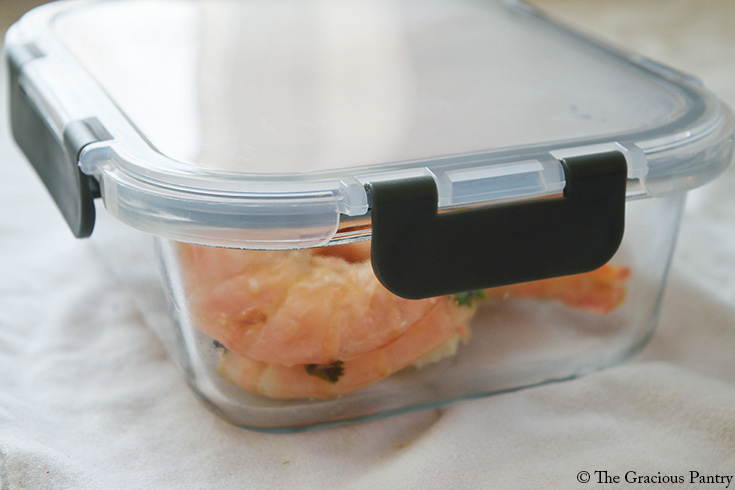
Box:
[1,1,734,488]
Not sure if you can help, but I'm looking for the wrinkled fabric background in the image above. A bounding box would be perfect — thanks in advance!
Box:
[1,1,734,488]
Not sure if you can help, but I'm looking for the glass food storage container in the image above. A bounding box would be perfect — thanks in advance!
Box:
[5,0,733,432]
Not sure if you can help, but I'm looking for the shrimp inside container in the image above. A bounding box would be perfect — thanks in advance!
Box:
[90,193,685,431]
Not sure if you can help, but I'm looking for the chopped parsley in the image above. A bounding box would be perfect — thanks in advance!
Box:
[453,290,487,307]
[305,361,345,383]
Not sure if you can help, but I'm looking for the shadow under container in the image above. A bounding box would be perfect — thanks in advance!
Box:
[5,0,734,431]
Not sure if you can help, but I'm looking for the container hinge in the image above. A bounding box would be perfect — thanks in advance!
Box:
[8,45,111,238]
[365,151,627,299]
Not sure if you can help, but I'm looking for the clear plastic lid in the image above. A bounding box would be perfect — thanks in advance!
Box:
[6,0,734,248]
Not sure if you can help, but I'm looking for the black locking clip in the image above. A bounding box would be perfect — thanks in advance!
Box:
[366,151,627,299]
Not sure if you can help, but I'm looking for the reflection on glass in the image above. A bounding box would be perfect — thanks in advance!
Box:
[55,0,681,174]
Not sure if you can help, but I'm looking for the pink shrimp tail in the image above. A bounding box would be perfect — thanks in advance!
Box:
[484,264,630,314]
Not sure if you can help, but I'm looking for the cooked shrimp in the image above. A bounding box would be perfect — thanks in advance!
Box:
[177,242,442,366]
[217,298,475,399]
[175,241,630,399]
[484,264,630,314]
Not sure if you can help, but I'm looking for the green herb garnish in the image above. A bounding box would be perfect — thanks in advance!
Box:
[305,361,345,384]
[453,290,487,307]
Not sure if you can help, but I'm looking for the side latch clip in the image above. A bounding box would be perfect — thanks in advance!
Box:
[366,152,627,299]
[8,45,110,238]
